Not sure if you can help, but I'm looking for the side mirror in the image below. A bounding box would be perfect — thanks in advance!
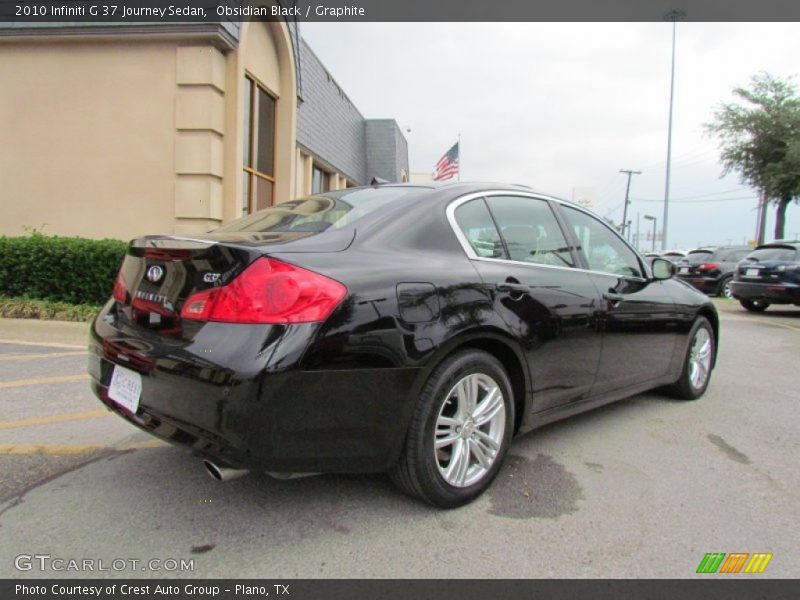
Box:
[651,257,675,280]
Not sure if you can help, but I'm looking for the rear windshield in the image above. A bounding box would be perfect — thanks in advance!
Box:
[744,246,798,262]
[684,250,714,264]
[214,188,417,233]
[715,248,751,262]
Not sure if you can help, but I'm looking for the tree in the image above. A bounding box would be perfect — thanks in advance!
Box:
[706,73,800,242]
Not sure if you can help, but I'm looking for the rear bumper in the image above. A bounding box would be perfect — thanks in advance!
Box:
[88,307,422,474]
[729,281,800,304]
[677,275,720,295]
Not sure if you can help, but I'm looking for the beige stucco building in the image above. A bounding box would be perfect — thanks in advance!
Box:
[0,20,408,241]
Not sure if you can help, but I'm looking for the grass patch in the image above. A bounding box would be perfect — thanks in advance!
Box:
[0,295,101,323]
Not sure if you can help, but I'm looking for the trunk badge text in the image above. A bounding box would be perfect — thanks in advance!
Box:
[203,273,221,283]
[135,290,173,311]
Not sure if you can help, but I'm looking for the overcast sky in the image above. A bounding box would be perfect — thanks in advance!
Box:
[302,22,800,250]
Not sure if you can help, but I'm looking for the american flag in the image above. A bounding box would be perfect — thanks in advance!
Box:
[434,142,460,181]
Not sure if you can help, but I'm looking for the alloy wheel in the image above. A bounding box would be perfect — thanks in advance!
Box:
[688,328,712,389]
[721,279,733,299]
[434,373,506,488]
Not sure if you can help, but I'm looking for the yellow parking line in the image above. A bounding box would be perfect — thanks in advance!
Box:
[0,373,89,389]
[0,409,110,430]
[0,444,104,455]
[0,351,87,361]
[0,440,167,455]
[0,338,85,350]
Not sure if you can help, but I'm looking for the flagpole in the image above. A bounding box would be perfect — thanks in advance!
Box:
[457,133,461,181]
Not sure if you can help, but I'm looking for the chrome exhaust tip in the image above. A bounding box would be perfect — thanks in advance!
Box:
[203,460,249,482]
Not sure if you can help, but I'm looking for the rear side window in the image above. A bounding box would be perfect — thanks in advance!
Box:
[562,206,643,278]
[454,198,504,258]
[485,196,574,267]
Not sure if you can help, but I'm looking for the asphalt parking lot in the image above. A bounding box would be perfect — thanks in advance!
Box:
[0,301,798,579]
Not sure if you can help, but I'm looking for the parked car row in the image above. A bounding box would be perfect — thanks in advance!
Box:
[643,242,800,312]
[729,241,800,312]
[675,246,752,299]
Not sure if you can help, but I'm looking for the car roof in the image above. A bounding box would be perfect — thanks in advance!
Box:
[369,181,579,204]
[689,245,750,253]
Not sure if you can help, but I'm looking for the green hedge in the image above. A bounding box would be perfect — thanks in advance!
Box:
[0,234,128,306]
[0,295,101,322]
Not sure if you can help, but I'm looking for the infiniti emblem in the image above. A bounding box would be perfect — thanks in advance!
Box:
[146,265,164,284]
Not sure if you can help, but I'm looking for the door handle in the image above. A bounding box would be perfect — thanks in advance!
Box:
[497,282,530,295]
[603,293,624,308]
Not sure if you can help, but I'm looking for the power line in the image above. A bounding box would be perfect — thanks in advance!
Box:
[630,195,756,203]
[662,187,750,201]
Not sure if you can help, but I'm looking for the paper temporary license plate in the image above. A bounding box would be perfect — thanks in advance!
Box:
[745,268,760,277]
[108,365,142,413]
[679,267,690,274]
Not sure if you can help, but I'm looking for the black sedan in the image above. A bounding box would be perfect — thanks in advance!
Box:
[730,241,800,312]
[88,183,718,507]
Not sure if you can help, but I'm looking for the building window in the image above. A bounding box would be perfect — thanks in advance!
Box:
[242,75,276,215]
[312,165,329,195]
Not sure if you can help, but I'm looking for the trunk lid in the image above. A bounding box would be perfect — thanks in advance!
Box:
[114,236,261,338]
[112,228,355,338]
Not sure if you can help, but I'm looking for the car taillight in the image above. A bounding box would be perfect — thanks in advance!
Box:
[113,272,127,304]
[180,258,346,324]
[698,263,720,271]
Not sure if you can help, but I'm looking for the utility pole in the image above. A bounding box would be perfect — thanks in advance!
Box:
[662,9,686,251]
[620,169,641,241]
[755,192,767,245]
[643,214,657,252]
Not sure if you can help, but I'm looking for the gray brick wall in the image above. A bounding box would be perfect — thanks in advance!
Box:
[296,39,367,184]
[366,120,409,182]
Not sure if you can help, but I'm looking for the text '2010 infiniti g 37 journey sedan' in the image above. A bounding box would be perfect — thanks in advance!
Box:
[89,183,719,507]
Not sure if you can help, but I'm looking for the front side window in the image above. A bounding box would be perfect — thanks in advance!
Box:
[453,198,504,258]
[242,75,276,215]
[562,206,642,277]
[485,196,574,267]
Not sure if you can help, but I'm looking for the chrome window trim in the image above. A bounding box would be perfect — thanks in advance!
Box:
[445,190,649,282]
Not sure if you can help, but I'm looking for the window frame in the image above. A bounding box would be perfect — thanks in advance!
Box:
[242,73,277,216]
[554,203,648,280]
[453,197,508,259]
[446,190,648,280]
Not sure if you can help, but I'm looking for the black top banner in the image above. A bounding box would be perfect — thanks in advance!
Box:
[2,0,800,23]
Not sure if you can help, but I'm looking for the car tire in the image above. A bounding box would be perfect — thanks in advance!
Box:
[666,316,715,401]
[718,276,734,299]
[389,349,515,508]
[740,299,769,312]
